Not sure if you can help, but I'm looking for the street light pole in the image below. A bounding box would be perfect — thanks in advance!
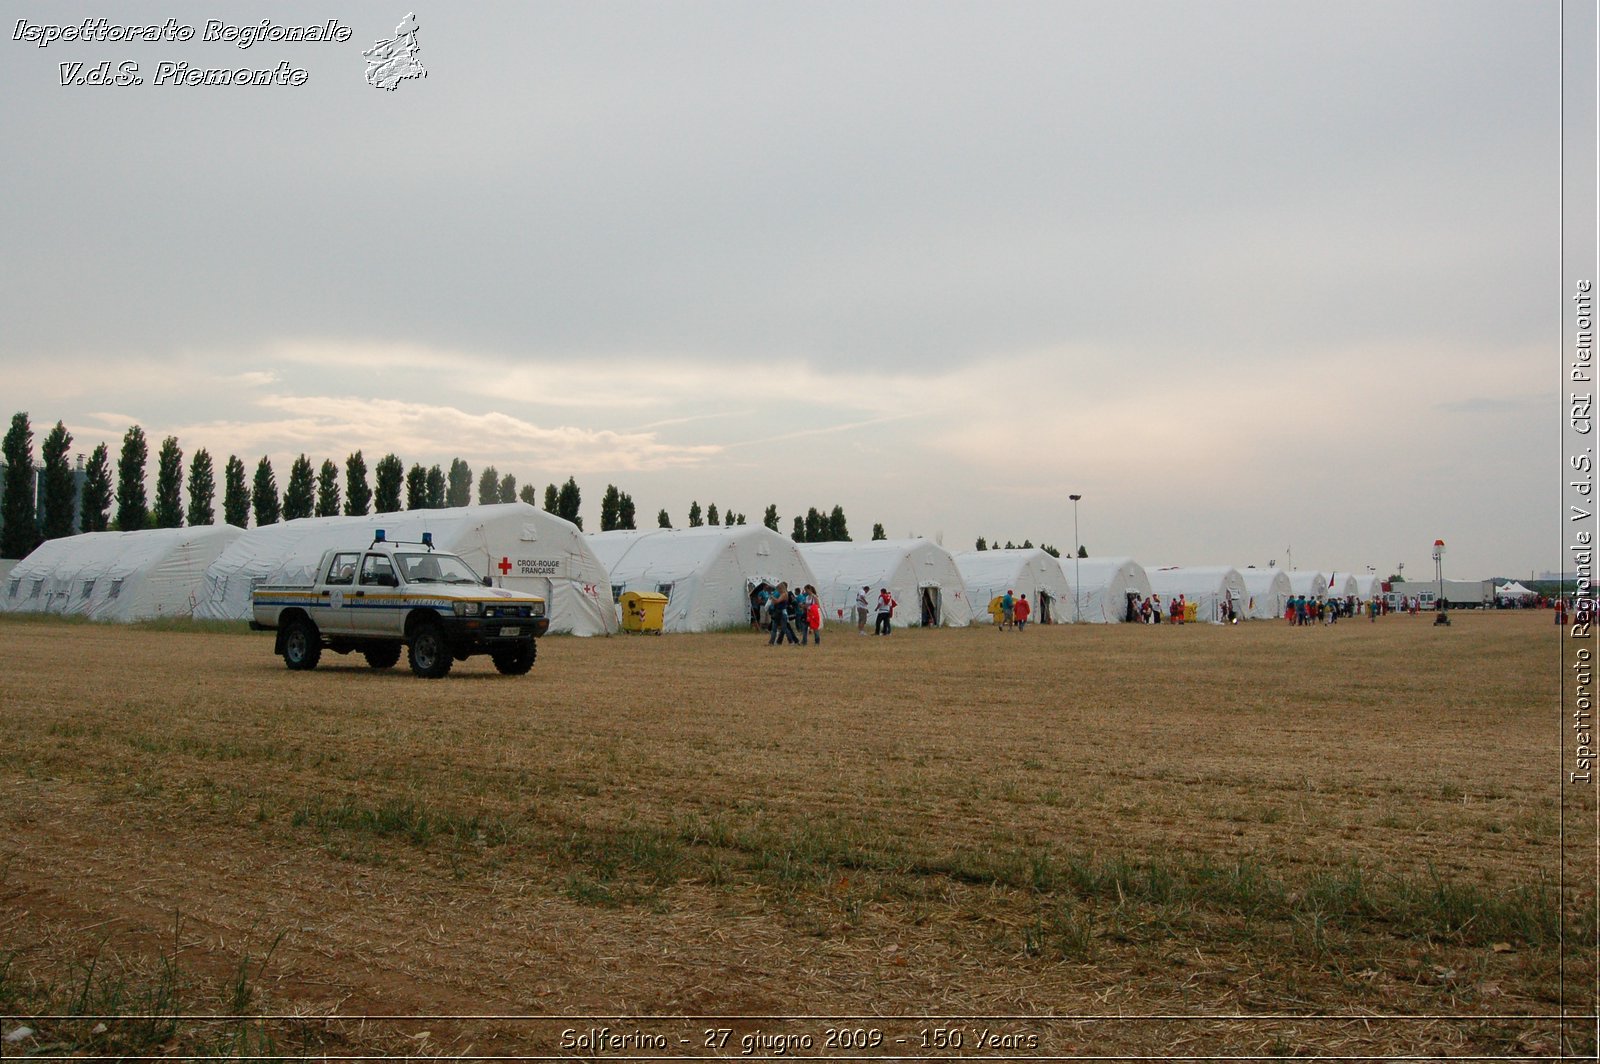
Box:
[1069,494,1082,623]
[1432,539,1446,615]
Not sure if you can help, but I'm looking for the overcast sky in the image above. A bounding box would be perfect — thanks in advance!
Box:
[0,1,1577,579]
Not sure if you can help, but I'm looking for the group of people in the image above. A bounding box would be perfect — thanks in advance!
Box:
[1135,594,1191,624]
[853,585,898,635]
[753,582,908,643]
[754,582,824,645]
[993,590,1033,630]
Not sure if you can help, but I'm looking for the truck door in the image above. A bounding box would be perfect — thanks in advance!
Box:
[320,551,362,633]
[356,552,406,636]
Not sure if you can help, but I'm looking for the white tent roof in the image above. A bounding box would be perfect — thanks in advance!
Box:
[1237,567,1293,620]
[1144,566,1249,623]
[1285,571,1329,596]
[1325,572,1359,598]
[194,503,615,636]
[1063,556,1152,623]
[1353,573,1383,598]
[800,539,973,628]
[950,548,1072,624]
[588,525,815,632]
[2,525,242,622]
[1496,580,1535,596]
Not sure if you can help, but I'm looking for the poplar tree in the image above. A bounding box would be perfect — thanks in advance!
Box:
[446,458,472,507]
[657,509,671,528]
[374,453,404,513]
[316,459,341,517]
[557,477,581,528]
[80,443,112,533]
[283,454,316,519]
[152,436,184,528]
[828,505,849,542]
[763,504,779,532]
[1,413,39,557]
[426,465,446,508]
[252,456,280,526]
[477,465,500,506]
[114,425,149,532]
[600,485,621,531]
[40,421,76,540]
[185,448,216,527]
[618,491,636,530]
[223,455,251,528]
[518,483,538,506]
[872,523,886,541]
[706,502,719,526]
[344,451,371,516]
[688,501,703,528]
[543,484,558,513]
[406,464,428,509]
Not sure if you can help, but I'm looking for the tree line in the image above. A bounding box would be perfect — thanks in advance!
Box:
[1,411,879,557]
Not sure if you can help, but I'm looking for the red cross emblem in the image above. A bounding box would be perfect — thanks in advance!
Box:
[498,557,513,575]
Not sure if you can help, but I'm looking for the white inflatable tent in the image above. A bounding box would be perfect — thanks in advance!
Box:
[2,525,242,622]
[1353,573,1383,601]
[951,548,1072,625]
[1237,567,1293,620]
[800,539,973,628]
[1325,573,1359,601]
[1145,566,1249,623]
[1286,571,1329,599]
[588,525,816,633]
[1062,556,1154,623]
[194,503,616,636]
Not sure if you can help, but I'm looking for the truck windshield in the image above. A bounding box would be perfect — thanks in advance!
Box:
[397,552,483,585]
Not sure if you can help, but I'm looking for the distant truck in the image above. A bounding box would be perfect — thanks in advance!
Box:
[249,532,549,678]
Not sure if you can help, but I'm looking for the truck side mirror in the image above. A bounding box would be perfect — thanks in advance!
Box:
[483,576,493,587]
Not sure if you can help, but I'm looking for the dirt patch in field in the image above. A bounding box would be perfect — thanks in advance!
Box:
[0,611,1592,1057]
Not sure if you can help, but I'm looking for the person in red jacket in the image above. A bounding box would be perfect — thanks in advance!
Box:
[1014,593,1032,631]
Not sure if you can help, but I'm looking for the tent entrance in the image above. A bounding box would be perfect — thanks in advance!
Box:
[920,586,941,627]
[1038,591,1053,625]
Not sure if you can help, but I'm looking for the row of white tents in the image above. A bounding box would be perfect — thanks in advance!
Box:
[0,503,1383,633]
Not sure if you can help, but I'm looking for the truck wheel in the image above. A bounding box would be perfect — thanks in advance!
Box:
[364,642,402,670]
[408,623,453,679]
[282,618,321,671]
[491,641,536,676]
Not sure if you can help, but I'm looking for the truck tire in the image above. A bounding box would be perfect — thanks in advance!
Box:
[364,642,402,670]
[491,641,536,676]
[408,623,453,679]
[282,618,322,671]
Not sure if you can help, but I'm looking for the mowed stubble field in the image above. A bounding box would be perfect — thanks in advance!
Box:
[0,610,1593,1058]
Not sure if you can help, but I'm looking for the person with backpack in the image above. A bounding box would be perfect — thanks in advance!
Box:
[802,584,823,645]
[874,588,897,635]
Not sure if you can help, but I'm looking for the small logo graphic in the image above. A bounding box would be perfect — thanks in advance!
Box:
[364,13,425,90]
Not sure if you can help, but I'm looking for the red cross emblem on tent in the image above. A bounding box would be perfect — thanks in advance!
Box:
[498,557,513,576]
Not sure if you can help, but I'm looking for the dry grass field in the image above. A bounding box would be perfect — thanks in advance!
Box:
[0,609,1593,1059]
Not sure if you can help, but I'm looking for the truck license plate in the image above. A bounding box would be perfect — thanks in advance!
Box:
[500,627,520,637]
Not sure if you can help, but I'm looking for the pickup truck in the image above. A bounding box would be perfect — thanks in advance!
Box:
[249,534,550,678]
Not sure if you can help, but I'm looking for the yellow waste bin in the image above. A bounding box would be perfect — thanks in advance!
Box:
[620,591,668,634]
[1184,601,1198,624]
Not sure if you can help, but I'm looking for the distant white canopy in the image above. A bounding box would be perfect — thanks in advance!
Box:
[588,525,815,632]
[1495,580,1535,597]
[951,548,1072,624]
[1237,567,1293,620]
[2,525,242,622]
[1145,566,1249,623]
[1064,556,1153,623]
[801,539,973,628]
